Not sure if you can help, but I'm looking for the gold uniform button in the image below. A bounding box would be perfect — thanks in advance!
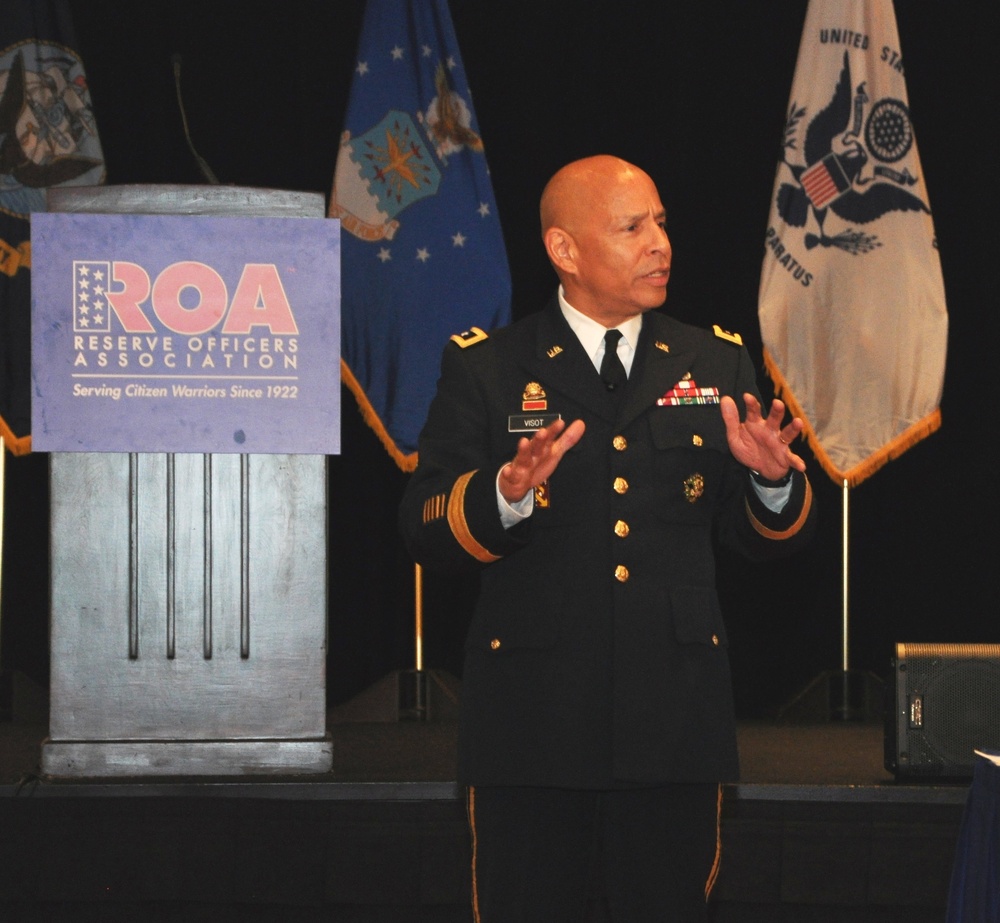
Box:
[613,435,628,451]
[693,434,703,447]
[614,520,630,538]
[711,634,720,647]
[613,477,629,494]
[490,638,501,651]
[614,565,630,583]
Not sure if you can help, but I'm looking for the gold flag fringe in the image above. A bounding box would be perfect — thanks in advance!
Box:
[340,358,418,473]
[762,348,941,489]
[0,415,31,456]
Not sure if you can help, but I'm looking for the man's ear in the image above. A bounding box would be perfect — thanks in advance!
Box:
[543,226,576,275]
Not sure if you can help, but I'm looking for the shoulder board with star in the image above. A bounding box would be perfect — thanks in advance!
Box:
[450,326,489,348]
[712,324,743,346]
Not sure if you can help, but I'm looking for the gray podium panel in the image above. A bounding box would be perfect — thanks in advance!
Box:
[42,452,331,776]
[39,185,333,777]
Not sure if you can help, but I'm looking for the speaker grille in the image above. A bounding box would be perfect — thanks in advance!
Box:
[922,660,1000,763]
[890,643,1000,777]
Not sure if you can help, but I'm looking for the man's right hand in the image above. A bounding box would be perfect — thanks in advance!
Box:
[498,418,586,504]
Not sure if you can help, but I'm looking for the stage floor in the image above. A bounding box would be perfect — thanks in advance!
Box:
[0,706,971,921]
[0,713,969,805]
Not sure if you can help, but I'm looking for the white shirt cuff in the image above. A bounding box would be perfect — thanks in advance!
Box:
[497,468,534,528]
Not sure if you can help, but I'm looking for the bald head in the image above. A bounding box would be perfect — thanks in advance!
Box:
[539,155,671,326]
[540,155,648,238]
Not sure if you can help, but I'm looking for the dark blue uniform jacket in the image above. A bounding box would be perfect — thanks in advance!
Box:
[400,297,816,788]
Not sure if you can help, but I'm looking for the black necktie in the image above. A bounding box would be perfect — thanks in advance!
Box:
[600,329,627,392]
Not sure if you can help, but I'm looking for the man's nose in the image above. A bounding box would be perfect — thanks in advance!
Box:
[649,226,671,254]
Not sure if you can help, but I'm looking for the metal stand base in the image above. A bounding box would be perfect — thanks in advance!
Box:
[329,670,461,724]
[778,669,886,723]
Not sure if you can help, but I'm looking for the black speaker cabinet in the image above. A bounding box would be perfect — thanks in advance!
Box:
[885,643,1000,779]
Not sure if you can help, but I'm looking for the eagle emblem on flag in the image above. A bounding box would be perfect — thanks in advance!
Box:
[774,51,930,254]
[330,110,442,243]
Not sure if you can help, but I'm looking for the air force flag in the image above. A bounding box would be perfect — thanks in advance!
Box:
[331,0,511,471]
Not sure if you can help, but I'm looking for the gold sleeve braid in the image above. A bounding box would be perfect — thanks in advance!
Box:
[447,470,502,563]
[423,494,447,524]
[745,476,813,540]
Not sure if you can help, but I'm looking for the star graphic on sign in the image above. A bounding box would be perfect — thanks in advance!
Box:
[391,46,404,61]
[377,247,392,263]
[452,232,466,247]
[422,45,432,57]
[78,265,89,277]
[78,290,89,302]
[477,202,491,217]
[416,247,430,263]
[93,269,104,282]
[93,300,105,313]
[79,278,89,290]
[356,61,369,76]
[446,55,457,69]
[78,302,89,314]
[78,316,89,327]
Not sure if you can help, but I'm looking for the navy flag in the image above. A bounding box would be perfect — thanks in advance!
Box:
[1,0,105,453]
[330,0,511,471]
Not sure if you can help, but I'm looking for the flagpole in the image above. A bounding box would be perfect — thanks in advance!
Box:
[414,563,424,672]
[760,0,945,723]
[395,561,427,721]
[0,435,5,673]
[330,0,510,723]
[842,479,849,672]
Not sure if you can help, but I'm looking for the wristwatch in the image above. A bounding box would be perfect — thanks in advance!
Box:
[749,468,793,488]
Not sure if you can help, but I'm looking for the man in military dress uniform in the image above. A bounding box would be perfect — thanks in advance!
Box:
[400,155,816,922]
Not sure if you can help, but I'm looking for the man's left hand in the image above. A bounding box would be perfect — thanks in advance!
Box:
[720,393,806,481]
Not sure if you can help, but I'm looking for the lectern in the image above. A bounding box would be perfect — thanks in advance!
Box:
[39,186,333,776]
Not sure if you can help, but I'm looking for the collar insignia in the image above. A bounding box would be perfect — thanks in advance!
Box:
[450,326,489,348]
[712,324,743,346]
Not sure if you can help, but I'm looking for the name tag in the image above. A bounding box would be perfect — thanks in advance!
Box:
[508,413,561,433]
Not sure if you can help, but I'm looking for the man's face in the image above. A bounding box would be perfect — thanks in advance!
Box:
[566,169,672,326]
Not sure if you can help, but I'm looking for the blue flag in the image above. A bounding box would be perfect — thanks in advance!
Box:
[1,0,105,453]
[330,0,511,471]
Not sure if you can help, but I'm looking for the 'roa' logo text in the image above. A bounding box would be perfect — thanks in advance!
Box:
[73,261,301,335]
